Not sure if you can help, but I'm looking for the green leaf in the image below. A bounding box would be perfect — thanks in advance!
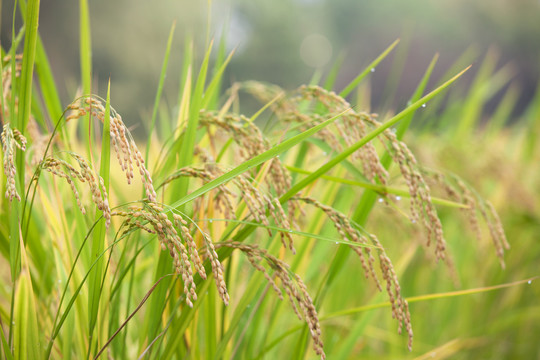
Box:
[0,323,14,360]
[146,21,176,164]
[339,39,400,98]
[87,81,111,352]
[17,0,40,132]
[285,165,467,209]
[80,0,93,156]
[205,219,382,248]
[13,235,41,360]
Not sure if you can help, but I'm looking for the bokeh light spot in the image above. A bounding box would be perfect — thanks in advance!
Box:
[300,33,333,68]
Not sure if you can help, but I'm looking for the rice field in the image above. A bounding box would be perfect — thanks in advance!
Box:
[1,1,538,359]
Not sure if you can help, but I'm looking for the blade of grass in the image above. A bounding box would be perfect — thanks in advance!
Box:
[16,0,40,132]
[34,38,63,127]
[455,49,513,138]
[116,236,146,359]
[202,48,235,109]
[203,218,382,248]
[158,279,212,359]
[79,0,93,158]
[395,53,439,140]
[323,52,345,90]
[204,30,228,110]
[153,66,192,178]
[9,0,40,344]
[487,84,519,137]
[46,219,135,358]
[177,39,213,174]
[3,5,18,284]
[0,321,14,360]
[205,284,218,359]
[87,81,111,354]
[285,165,467,209]
[380,30,411,110]
[214,272,267,359]
[178,37,193,122]
[46,236,93,356]
[145,21,176,164]
[417,46,479,131]
[17,0,63,133]
[325,276,539,319]
[522,79,540,161]
[414,338,486,360]
[13,230,40,360]
[339,39,400,98]
[94,275,173,360]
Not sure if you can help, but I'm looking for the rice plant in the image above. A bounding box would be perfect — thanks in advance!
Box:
[1,2,535,360]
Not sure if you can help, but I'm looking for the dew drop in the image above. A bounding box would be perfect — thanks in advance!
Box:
[422,103,426,108]
[323,151,327,156]
[209,219,213,223]
[289,230,293,233]
[528,280,532,284]
[370,68,375,73]
[396,196,401,201]
[378,198,384,203]
[411,219,416,224]
[335,242,339,244]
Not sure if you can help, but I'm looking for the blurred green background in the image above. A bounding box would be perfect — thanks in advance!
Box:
[2,0,540,126]
[1,1,539,359]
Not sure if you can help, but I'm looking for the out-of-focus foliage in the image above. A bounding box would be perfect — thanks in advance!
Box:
[1,0,539,125]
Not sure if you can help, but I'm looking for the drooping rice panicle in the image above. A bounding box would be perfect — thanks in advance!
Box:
[1,123,27,202]
[66,96,157,201]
